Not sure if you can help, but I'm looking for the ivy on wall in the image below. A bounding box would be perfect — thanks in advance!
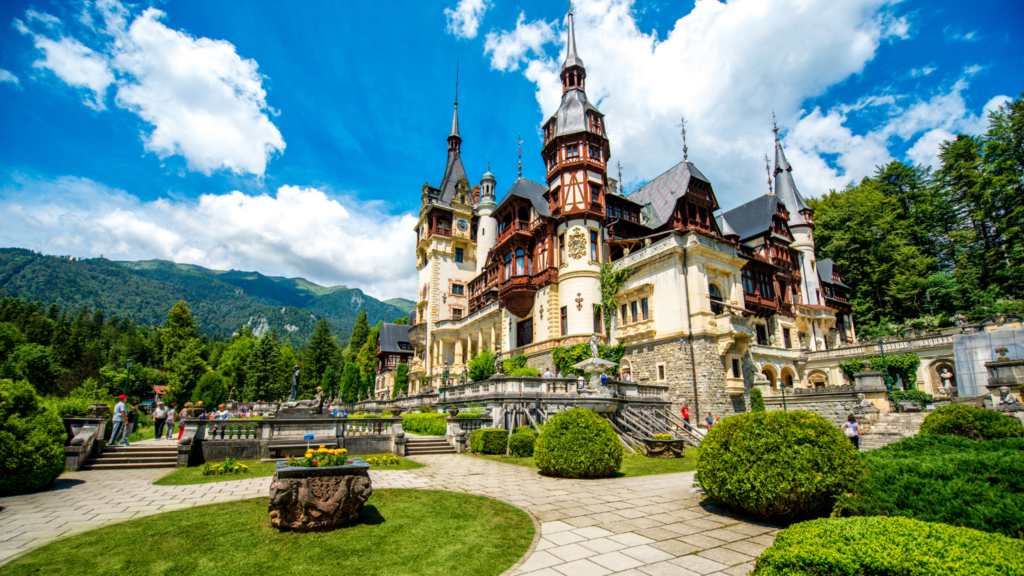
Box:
[600,263,635,333]
[838,353,922,391]
[551,343,626,378]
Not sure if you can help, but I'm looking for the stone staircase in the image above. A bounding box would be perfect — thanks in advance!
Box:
[405,436,456,456]
[859,412,928,451]
[82,445,177,470]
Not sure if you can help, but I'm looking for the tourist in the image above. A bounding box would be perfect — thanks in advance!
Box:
[110,395,129,446]
[600,373,608,386]
[623,371,632,382]
[341,409,349,418]
[713,415,721,427]
[577,373,585,391]
[215,404,230,420]
[841,414,860,450]
[166,404,178,439]
[556,370,564,378]
[153,402,168,439]
[126,402,140,442]
[178,402,193,441]
[194,401,207,420]
[705,412,715,429]
[543,367,553,378]
[681,403,691,431]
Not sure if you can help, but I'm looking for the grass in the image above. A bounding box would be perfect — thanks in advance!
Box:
[153,454,425,486]
[0,489,534,576]
[468,449,698,478]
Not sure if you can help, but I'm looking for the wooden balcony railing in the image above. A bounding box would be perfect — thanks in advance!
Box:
[496,221,529,244]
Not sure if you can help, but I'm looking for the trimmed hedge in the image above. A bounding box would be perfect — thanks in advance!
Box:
[0,379,67,496]
[752,516,1024,576]
[534,408,622,478]
[470,429,507,454]
[749,388,765,412]
[401,413,447,436]
[920,404,1024,440]
[889,389,933,408]
[696,410,862,521]
[509,433,536,457]
[834,435,1024,538]
[514,425,538,437]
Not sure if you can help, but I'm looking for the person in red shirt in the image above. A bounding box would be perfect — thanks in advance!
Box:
[681,403,691,431]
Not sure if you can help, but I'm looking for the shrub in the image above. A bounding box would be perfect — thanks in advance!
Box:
[920,404,1024,440]
[889,389,932,408]
[507,366,540,377]
[456,411,484,418]
[509,433,536,457]
[534,408,622,478]
[696,410,862,521]
[750,388,765,412]
[467,349,496,382]
[40,395,91,418]
[502,354,528,374]
[0,379,67,496]
[834,435,1024,538]
[551,342,625,378]
[470,429,507,454]
[513,425,538,437]
[751,516,1024,576]
[401,413,447,436]
[192,371,229,408]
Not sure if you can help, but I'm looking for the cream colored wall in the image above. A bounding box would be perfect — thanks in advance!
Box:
[556,219,602,337]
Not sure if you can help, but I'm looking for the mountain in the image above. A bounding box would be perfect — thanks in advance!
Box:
[0,248,415,346]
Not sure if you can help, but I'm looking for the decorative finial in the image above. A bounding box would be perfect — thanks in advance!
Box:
[487,158,490,171]
[455,59,459,106]
[765,154,774,196]
[772,109,779,139]
[676,116,688,162]
[517,133,524,179]
[568,0,573,15]
[617,161,623,194]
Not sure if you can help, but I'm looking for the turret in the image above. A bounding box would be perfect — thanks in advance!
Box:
[476,164,498,274]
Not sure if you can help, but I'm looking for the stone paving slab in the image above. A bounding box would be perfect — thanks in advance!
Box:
[0,454,775,574]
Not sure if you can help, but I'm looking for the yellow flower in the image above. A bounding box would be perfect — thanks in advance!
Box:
[319,445,326,449]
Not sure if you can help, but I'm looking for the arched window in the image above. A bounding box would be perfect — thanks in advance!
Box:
[709,284,724,315]
[515,248,525,276]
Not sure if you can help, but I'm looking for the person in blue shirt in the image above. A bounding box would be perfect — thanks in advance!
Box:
[841,414,860,450]
[110,395,129,446]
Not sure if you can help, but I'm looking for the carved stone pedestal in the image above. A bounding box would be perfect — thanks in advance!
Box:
[268,459,372,532]
[642,438,686,458]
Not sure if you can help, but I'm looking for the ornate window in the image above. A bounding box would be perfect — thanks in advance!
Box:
[709,284,724,314]
[641,297,649,321]
[517,318,534,348]
[590,230,599,261]
[515,248,525,276]
[451,284,464,296]
[559,234,566,265]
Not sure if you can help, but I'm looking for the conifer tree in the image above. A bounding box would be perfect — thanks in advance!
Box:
[160,301,201,368]
[165,339,207,405]
[356,323,381,400]
[243,331,286,402]
[341,363,361,402]
[349,310,370,354]
[301,318,337,397]
[393,363,409,398]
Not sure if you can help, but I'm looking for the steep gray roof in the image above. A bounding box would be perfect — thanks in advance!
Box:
[817,258,850,289]
[721,194,781,242]
[550,89,602,138]
[716,214,739,238]
[495,178,550,217]
[774,133,811,226]
[437,148,467,206]
[625,161,710,229]
[378,323,411,354]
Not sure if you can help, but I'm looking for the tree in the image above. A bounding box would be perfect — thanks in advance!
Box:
[349,310,370,354]
[192,371,229,408]
[392,317,409,325]
[321,365,338,398]
[393,363,409,398]
[300,318,337,397]
[10,343,58,395]
[160,301,201,368]
[341,363,361,403]
[164,340,207,406]
[983,92,1024,294]
[243,332,287,402]
[0,322,27,359]
[468,349,496,382]
[217,334,256,394]
[355,323,381,400]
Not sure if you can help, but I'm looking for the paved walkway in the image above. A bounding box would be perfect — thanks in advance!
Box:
[0,452,776,575]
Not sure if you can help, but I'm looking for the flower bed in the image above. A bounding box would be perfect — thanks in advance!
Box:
[201,458,250,476]
[287,446,351,468]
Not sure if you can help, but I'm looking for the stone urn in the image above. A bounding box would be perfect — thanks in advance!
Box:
[390,406,404,417]
[87,403,110,417]
[268,459,373,532]
[447,405,460,418]
[642,437,686,459]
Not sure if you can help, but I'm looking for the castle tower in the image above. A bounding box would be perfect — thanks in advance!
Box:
[772,122,821,307]
[476,163,497,274]
[540,3,610,336]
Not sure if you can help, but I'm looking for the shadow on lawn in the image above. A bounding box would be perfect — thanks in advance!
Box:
[356,505,386,526]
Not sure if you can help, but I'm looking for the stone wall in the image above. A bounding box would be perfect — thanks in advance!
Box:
[622,334,747,421]
[764,394,860,427]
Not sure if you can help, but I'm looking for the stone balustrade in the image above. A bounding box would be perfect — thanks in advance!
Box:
[62,417,108,471]
[806,335,955,360]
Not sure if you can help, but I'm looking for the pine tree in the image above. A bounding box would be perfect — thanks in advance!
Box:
[984,92,1024,294]
[355,323,381,400]
[393,363,409,398]
[341,363,361,402]
[165,339,207,405]
[218,334,257,394]
[243,332,286,402]
[300,318,337,397]
[160,302,201,368]
[349,310,370,354]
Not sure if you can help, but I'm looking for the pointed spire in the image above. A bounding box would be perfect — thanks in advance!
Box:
[447,61,461,152]
[517,133,523,179]
[771,113,812,224]
[676,116,689,162]
[563,0,584,70]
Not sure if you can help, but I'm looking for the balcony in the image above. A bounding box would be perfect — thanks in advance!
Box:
[496,221,530,245]
[744,293,777,310]
[499,275,537,318]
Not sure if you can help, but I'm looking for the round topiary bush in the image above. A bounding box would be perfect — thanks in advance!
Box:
[752,516,1024,576]
[513,425,538,437]
[920,404,1024,440]
[0,379,67,496]
[534,408,622,478]
[508,433,536,457]
[696,410,862,521]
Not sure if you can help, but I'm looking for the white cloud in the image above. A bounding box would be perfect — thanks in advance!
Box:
[943,26,978,42]
[0,175,418,299]
[0,69,20,86]
[15,1,284,176]
[906,128,954,168]
[909,66,934,77]
[484,13,556,72]
[444,0,491,40]
[484,0,1009,203]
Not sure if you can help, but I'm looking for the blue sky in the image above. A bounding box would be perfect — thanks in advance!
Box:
[0,0,1020,299]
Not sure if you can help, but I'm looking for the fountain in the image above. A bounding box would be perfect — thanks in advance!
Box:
[571,336,619,413]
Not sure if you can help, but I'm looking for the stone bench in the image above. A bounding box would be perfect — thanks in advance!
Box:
[267,438,340,458]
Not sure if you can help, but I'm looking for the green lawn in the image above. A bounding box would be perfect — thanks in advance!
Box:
[469,450,697,478]
[0,490,534,576]
[153,454,425,486]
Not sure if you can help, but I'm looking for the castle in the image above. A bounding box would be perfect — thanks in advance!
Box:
[382,5,866,418]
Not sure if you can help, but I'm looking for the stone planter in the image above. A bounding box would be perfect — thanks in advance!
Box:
[268,458,373,532]
[642,438,686,459]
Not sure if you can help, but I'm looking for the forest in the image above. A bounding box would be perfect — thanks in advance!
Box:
[811,92,1024,337]
[0,295,405,412]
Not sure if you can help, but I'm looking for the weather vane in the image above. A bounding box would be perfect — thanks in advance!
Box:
[765,154,774,196]
[454,59,459,106]
[517,133,524,179]
[675,115,688,162]
[617,161,623,194]
[772,108,779,138]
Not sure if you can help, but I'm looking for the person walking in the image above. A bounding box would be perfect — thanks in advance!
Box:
[153,402,168,440]
[126,402,140,442]
[165,404,178,439]
[841,414,860,450]
[681,403,691,431]
[705,412,715,430]
[178,402,193,441]
[543,367,554,378]
[110,395,129,446]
